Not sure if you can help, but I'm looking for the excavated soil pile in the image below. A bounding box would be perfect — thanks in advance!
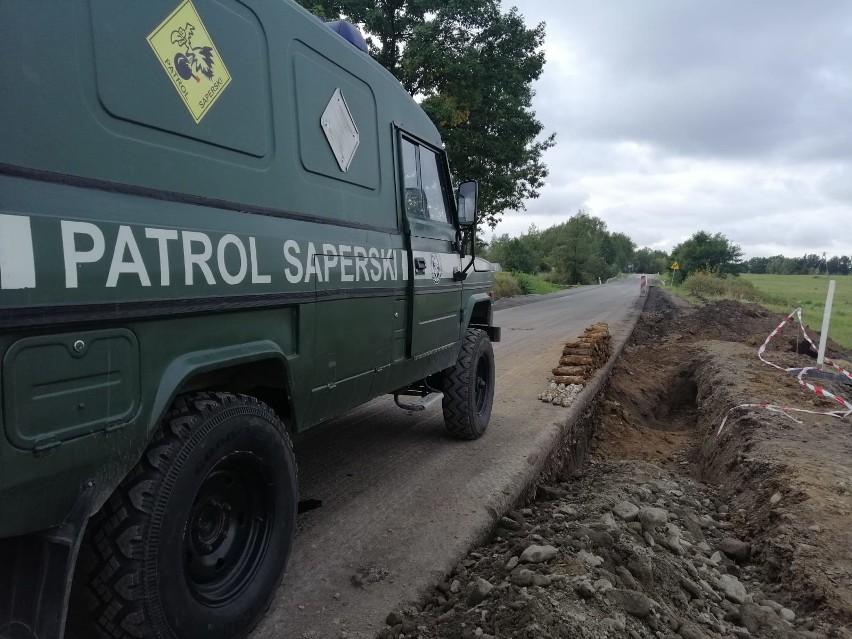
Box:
[376,288,852,639]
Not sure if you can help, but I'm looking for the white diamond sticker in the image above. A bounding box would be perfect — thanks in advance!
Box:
[321,88,360,172]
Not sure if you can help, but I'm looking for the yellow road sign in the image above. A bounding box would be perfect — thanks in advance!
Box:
[671,261,679,270]
[148,0,232,123]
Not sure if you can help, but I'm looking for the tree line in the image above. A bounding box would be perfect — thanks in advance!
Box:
[484,212,849,286]
[744,254,851,276]
[485,212,755,285]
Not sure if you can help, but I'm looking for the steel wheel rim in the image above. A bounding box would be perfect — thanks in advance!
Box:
[184,452,273,606]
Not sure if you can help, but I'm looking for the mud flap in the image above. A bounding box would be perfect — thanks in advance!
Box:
[0,483,96,639]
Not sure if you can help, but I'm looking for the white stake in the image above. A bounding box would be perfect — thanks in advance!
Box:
[817,279,836,366]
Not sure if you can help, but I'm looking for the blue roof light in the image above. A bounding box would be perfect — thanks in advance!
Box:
[327,21,368,54]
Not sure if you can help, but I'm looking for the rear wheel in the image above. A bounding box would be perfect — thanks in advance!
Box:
[442,328,495,440]
[69,392,297,639]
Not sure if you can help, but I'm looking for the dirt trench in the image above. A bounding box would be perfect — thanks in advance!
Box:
[375,288,852,639]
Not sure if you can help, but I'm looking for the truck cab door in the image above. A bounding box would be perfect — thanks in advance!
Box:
[399,135,462,357]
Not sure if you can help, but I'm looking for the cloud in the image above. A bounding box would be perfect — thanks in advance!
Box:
[501,0,852,257]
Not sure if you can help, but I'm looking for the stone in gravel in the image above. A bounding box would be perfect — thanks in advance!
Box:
[577,550,604,567]
[555,505,579,517]
[607,589,653,618]
[627,557,655,590]
[594,578,614,594]
[643,531,656,547]
[719,538,751,563]
[588,530,615,549]
[658,533,683,555]
[638,507,668,530]
[699,579,721,603]
[510,569,535,587]
[538,485,568,500]
[719,574,748,604]
[505,556,519,571]
[499,516,521,531]
[531,574,552,587]
[467,578,493,606]
[575,581,596,599]
[615,566,640,590]
[603,615,627,632]
[779,607,795,622]
[386,611,403,626]
[709,551,723,565]
[685,518,706,542]
[770,492,783,505]
[613,500,640,522]
[519,544,557,564]
[680,578,703,600]
[449,579,461,594]
[739,603,780,633]
[600,512,619,528]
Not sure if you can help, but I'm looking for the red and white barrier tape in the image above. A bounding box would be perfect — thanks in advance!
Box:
[718,307,852,435]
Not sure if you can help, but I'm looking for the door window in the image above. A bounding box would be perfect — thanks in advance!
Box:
[400,136,451,224]
[419,148,451,224]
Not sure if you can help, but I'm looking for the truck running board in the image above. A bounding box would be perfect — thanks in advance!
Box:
[393,391,444,412]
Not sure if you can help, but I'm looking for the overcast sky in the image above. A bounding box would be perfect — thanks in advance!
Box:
[497,1,852,259]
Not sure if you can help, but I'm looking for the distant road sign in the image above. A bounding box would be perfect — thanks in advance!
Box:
[671,261,679,270]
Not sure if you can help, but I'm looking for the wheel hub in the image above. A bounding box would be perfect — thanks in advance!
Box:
[192,497,230,550]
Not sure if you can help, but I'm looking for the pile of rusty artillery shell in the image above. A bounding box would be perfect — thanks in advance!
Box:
[551,323,612,385]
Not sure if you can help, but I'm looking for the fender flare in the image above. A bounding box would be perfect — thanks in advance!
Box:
[149,340,293,434]
[464,293,500,342]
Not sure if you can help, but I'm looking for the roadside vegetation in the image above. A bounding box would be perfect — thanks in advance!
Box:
[493,271,566,300]
[668,272,852,350]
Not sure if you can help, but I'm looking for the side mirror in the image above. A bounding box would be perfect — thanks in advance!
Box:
[456,181,478,228]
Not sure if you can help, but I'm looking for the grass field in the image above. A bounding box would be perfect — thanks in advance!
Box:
[741,274,852,350]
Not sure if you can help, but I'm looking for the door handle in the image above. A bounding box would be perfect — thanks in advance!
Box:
[414,257,426,274]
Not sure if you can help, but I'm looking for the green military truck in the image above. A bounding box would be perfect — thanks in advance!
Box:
[0,1,500,637]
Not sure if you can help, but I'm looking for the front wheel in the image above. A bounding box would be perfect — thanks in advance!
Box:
[69,392,297,639]
[442,328,495,440]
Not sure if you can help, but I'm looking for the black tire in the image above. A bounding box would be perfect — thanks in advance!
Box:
[68,392,297,639]
[442,328,495,440]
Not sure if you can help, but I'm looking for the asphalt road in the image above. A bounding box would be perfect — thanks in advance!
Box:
[253,276,644,639]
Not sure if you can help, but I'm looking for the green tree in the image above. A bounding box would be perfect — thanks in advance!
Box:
[745,256,770,274]
[601,232,636,273]
[633,247,668,274]
[671,231,743,278]
[546,211,610,284]
[501,238,537,273]
[405,1,555,227]
[296,0,442,76]
[296,0,555,229]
